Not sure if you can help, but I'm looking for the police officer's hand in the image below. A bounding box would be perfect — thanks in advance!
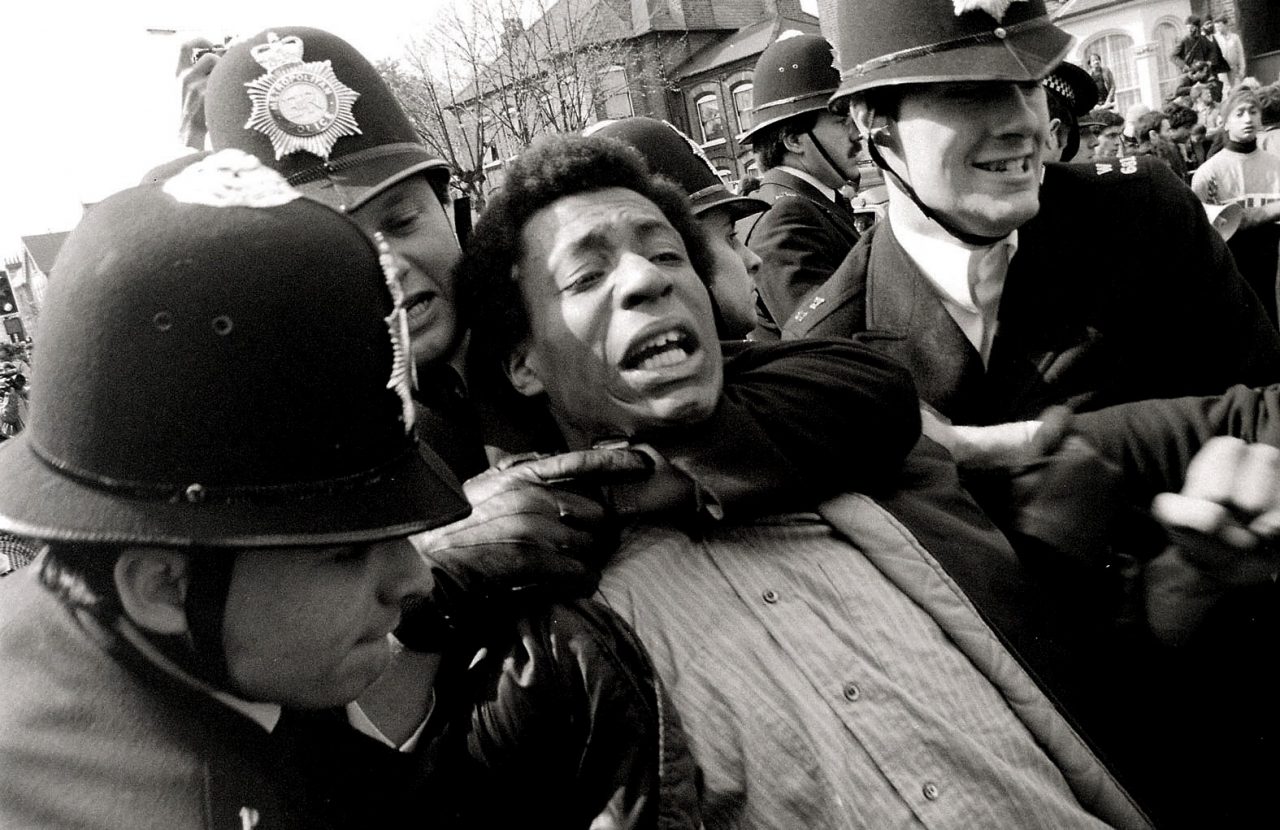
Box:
[396,448,652,651]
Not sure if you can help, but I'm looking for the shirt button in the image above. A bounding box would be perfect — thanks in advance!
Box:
[762,589,779,604]
[842,682,861,701]
[922,782,940,801]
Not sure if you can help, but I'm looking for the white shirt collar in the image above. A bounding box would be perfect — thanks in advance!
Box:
[775,165,839,203]
[886,182,1018,361]
[346,696,432,753]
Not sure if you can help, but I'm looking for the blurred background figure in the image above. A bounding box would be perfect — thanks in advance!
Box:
[1162,101,1201,177]
[1191,86,1280,327]
[0,373,28,438]
[1120,102,1152,153]
[1078,108,1125,160]
[1191,82,1223,133]
[1211,16,1247,90]
[1131,109,1188,181]
[175,37,226,151]
[1086,52,1116,112]
[1172,15,1225,101]
[1258,82,1280,159]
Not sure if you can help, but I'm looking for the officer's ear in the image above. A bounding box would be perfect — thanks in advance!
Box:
[114,549,191,635]
[781,126,809,155]
[505,337,546,398]
[1047,117,1068,152]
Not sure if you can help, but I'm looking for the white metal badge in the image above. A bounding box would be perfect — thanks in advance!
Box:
[244,32,361,160]
[953,0,1027,22]
[374,232,418,434]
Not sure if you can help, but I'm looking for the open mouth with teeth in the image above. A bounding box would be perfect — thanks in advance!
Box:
[621,329,698,372]
[405,295,436,328]
[973,156,1032,174]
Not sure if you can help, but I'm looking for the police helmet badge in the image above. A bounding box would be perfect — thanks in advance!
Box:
[374,232,418,433]
[244,32,361,159]
[953,0,1028,21]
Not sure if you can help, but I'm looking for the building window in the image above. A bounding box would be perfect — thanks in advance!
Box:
[1153,20,1183,102]
[732,83,753,132]
[696,92,725,143]
[1082,33,1139,115]
[601,65,634,120]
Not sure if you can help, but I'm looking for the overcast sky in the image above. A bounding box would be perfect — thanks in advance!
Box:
[0,0,448,256]
[0,0,818,257]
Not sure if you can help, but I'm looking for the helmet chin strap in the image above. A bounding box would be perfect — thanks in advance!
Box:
[866,139,1008,247]
[804,129,860,192]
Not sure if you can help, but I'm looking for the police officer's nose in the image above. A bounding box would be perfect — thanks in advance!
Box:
[373,538,431,605]
[993,83,1046,137]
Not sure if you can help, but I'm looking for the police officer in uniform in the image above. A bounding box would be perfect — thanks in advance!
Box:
[738,34,863,338]
[1041,60,1097,162]
[0,150,471,829]
[781,2,1280,824]
[787,0,1280,429]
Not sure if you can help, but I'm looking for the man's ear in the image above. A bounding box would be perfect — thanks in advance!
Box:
[1047,117,1067,151]
[781,127,808,155]
[505,339,546,398]
[114,549,190,635]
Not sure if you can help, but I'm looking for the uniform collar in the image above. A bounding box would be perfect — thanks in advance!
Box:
[886,182,1019,315]
[116,617,283,732]
[775,165,839,203]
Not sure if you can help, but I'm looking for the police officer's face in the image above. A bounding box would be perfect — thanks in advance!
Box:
[353,176,462,374]
[888,81,1048,238]
[805,111,863,190]
[700,206,760,339]
[507,187,723,447]
[220,538,427,708]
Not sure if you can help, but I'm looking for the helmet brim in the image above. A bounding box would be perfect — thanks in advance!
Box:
[289,146,452,213]
[739,90,838,144]
[0,435,469,549]
[832,21,1072,101]
[692,191,770,220]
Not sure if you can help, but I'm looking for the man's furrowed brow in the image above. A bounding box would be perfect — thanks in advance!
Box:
[563,217,680,256]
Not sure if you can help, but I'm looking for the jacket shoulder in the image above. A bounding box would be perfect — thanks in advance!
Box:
[1045,156,1168,192]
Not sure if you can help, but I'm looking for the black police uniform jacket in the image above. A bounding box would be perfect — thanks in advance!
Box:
[0,566,703,830]
[1003,383,1280,828]
[782,156,1280,424]
[744,167,861,337]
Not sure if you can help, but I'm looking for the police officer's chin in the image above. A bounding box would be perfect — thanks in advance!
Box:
[956,197,1040,240]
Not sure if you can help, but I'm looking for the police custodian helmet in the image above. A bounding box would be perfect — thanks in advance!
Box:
[0,150,469,548]
[739,34,842,145]
[205,27,451,212]
[828,0,1073,103]
[587,117,769,220]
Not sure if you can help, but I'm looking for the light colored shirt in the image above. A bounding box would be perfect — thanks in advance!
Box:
[887,187,1018,364]
[596,514,1110,830]
[1214,31,1246,76]
[1191,147,1280,205]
